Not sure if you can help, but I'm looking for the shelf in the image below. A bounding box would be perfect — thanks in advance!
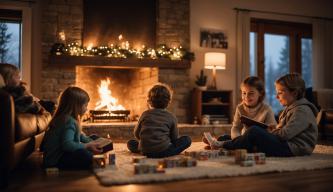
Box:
[192,89,233,124]
[49,55,191,69]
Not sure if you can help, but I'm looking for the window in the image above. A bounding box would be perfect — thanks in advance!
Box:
[0,9,22,69]
[250,19,312,113]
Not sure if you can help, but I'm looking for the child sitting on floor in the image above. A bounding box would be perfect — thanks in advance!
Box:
[211,74,318,157]
[127,83,192,158]
[203,76,276,149]
[43,86,102,169]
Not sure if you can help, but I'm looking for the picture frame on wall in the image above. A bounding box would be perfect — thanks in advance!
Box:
[200,28,228,49]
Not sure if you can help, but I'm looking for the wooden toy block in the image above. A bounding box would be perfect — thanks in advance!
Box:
[108,153,116,165]
[254,153,266,164]
[240,160,255,167]
[45,167,59,176]
[158,157,197,168]
[132,156,147,164]
[185,150,221,160]
[234,149,247,164]
[93,154,106,168]
[134,163,165,175]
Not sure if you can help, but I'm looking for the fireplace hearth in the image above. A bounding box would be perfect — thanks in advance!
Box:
[89,110,130,122]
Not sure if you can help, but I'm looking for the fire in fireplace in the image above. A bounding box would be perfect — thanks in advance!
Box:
[89,78,130,122]
[76,66,158,122]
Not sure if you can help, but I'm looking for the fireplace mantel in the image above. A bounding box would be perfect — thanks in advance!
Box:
[49,55,191,69]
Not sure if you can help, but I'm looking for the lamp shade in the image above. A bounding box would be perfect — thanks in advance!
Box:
[204,52,226,70]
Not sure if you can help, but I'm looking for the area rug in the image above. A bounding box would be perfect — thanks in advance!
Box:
[94,142,333,186]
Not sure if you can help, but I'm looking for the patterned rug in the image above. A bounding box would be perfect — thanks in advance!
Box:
[94,142,333,186]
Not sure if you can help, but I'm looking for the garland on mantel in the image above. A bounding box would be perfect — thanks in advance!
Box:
[50,42,195,61]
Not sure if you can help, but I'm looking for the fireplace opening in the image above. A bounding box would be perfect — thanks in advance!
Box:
[76,66,158,122]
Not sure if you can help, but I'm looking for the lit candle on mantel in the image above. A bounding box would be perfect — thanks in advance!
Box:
[87,43,93,51]
[118,34,123,41]
[58,30,66,43]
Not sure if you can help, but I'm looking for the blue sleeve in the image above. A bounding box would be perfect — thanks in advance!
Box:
[80,134,92,143]
[61,119,85,152]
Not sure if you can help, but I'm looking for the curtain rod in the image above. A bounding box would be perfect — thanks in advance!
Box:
[234,8,333,21]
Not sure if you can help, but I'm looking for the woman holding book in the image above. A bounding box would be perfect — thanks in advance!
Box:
[211,74,318,157]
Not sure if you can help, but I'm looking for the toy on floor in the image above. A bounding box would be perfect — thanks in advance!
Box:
[234,149,266,167]
[93,152,117,168]
[185,150,221,160]
[158,157,197,168]
[132,156,147,164]
[93,154,107,168]
[134,164,165,175]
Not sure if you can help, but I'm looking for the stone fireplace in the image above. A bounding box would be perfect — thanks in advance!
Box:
[76,66,158,119]
[41,0,191,122]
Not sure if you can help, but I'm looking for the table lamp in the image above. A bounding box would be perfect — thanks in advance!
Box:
[204,52,226,90]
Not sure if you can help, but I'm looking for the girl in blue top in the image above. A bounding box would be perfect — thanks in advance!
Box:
[43,86,102,169]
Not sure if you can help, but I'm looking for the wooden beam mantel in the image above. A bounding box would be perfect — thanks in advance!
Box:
[49,55,191,69]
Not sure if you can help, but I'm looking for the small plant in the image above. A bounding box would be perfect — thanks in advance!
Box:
[195,69,207,86]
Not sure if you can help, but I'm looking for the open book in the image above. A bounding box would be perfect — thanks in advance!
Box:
[91,137,113,153]
[240,115,269,129]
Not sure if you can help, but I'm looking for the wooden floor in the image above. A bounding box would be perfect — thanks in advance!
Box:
[4,141,333,192]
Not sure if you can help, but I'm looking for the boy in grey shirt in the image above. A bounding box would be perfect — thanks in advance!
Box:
[127,84,191,158]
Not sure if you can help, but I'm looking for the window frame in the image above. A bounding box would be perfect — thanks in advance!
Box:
[0,4,32,88]
[250,18,312,80]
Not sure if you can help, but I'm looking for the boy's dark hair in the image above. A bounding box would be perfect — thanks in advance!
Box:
[241,76,265,102]
[275,73,305,100]
[147,84,172,109]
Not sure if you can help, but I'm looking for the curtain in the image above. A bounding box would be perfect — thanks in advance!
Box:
[312,19,333,89]
[235,9,250,99]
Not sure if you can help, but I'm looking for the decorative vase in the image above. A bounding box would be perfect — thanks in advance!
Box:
[197,86,207,91]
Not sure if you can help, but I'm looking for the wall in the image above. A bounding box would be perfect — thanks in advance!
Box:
[28,0,333,121]
[190,0,333,108]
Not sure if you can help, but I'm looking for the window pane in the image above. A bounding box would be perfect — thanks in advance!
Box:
[0,21,21,69]
[265,34,290,114]
[301,38,312,88]
[249,32,257,76]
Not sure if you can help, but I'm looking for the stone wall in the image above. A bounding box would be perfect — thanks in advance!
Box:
[40,0,191,122]
[157,0,190,49]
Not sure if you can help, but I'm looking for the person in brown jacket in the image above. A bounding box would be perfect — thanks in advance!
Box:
[211,73,318,157]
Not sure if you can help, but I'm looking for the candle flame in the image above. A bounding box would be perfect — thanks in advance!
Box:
[118,34,123,41]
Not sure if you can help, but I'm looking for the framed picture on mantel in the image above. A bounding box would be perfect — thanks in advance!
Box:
[200,28,228,49]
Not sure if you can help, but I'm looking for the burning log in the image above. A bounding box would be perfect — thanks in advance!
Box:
[89,78,130,122]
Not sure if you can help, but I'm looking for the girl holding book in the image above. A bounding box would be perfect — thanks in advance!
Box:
[203,76,276,148]
[43,86,102,169]
[212,74,318,157]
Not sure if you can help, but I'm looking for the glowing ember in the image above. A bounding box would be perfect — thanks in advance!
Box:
[94,78,125,111]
